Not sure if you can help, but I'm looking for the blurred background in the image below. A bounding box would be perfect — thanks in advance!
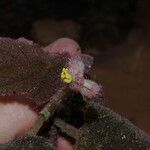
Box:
[0,0,149,133]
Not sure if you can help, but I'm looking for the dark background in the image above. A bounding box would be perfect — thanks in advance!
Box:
[0,0,150,133]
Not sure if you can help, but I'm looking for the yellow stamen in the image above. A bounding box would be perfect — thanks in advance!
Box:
[61,68,73,83]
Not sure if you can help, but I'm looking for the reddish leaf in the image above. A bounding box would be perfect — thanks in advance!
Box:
[0,38,68,106]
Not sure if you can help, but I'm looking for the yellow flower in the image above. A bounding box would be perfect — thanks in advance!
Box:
[61,68,73,84]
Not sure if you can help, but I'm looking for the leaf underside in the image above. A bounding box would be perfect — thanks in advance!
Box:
[0,38,68,105]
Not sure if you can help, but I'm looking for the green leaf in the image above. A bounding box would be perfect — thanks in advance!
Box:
[75,103,150,150]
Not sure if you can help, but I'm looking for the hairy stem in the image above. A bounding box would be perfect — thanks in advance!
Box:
[27,88,68,136]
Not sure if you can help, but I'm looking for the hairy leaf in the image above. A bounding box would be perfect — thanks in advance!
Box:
[0,38,68,106]
[0,136,55,150]
[75,103,150,150]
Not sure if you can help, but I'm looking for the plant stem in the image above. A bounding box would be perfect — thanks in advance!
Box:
[27,88,68,136]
